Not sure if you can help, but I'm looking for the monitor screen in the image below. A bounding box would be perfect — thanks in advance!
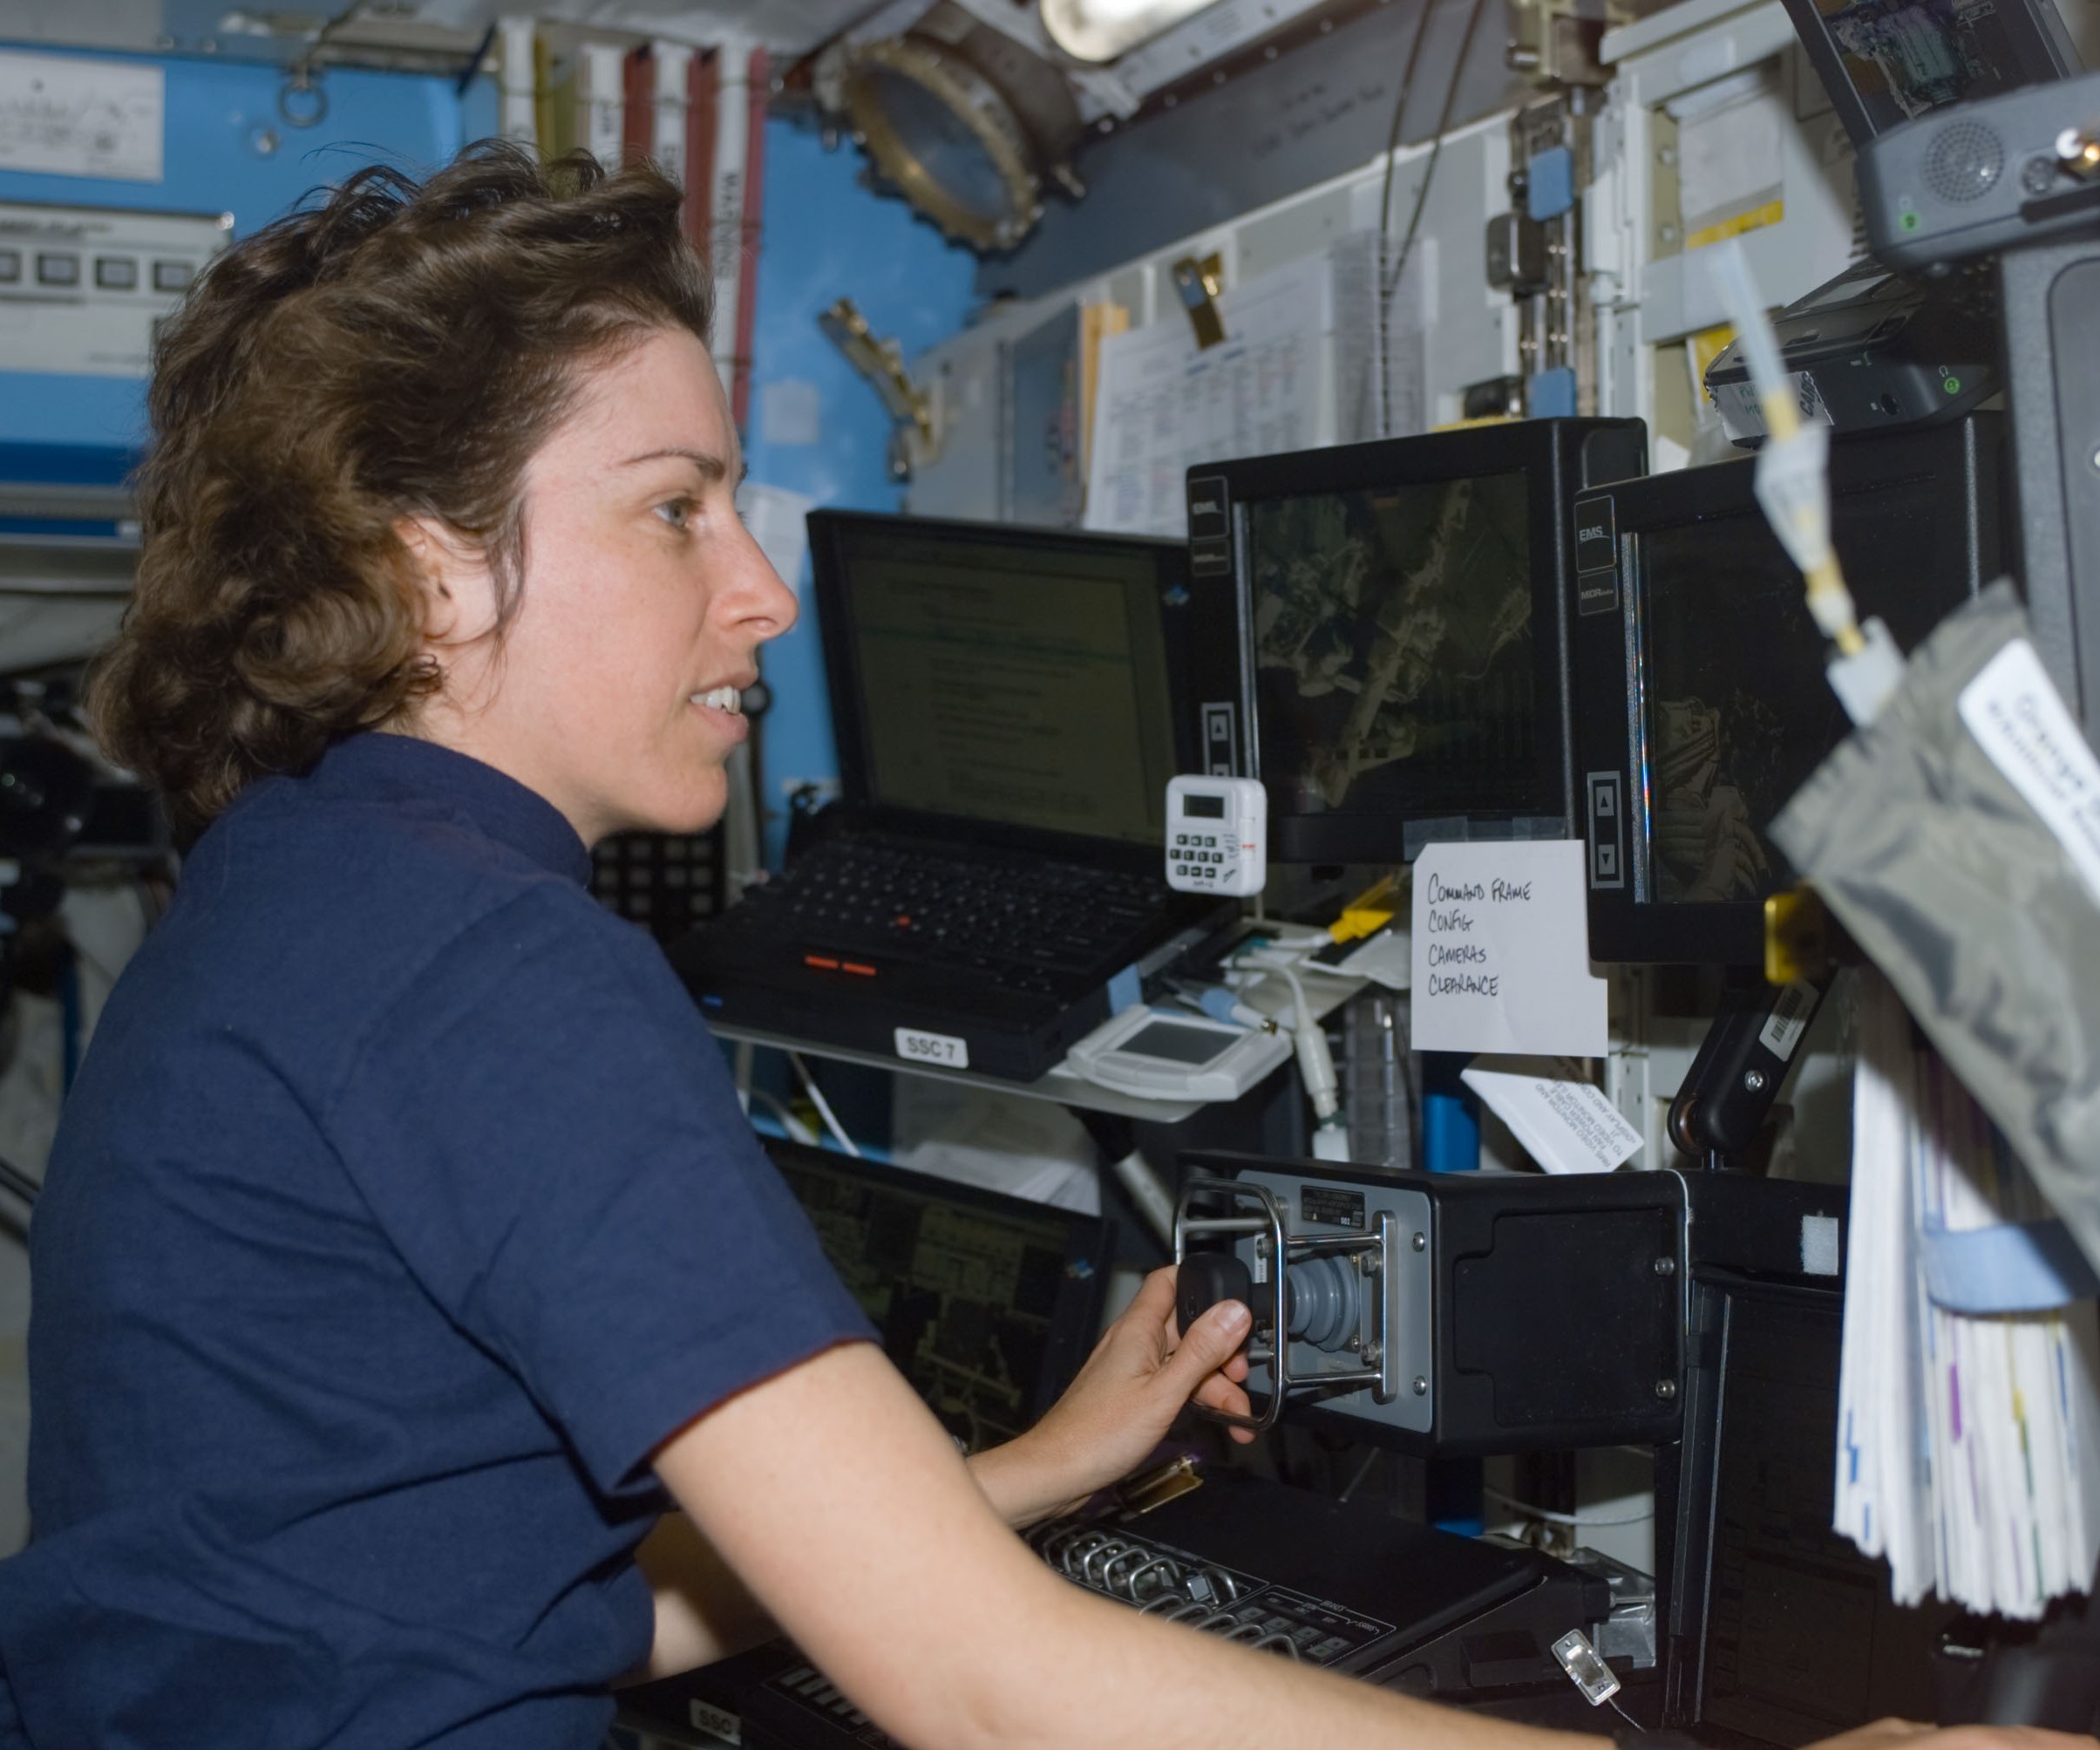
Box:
[832,525,1179,846]
[1818,0,2051,129]
[1784,0,2081,146]
[1636,473,1954,909]
[1119,1019,1234,1066]
[1247,472,1536,825]
[767,1141,1109,1447]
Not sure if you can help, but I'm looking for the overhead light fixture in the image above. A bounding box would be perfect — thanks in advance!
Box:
[1039,0,1222,65]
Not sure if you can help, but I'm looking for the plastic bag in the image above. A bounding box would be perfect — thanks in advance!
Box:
[1771,581,2100,1275]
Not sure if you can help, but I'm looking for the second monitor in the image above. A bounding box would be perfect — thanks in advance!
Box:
[1573,413,2007,966]
[1184,419,1648,865]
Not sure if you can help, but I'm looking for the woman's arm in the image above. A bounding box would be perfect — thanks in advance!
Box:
[655,1340,1604,1750]
[626,1511,775,1682]
[655,1347,2100,1750]
[632,1267,1251,1680]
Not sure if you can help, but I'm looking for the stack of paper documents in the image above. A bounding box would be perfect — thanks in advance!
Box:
[1836,972,2100,1617]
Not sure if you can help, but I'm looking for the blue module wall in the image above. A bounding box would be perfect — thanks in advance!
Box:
[737,117,978,863]
[0,58,981,867]
[0,44,495,450]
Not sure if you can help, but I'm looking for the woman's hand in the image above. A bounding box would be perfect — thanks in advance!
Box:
[968,1264,1254,1528]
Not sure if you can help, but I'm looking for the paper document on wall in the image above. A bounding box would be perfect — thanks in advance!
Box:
[0,51,164,181]
[1461,1057,1643,1175]
[1084,249,1331,540]
[1331,228,1433,443]
[1408,841,1608,1056]
[1835,972,2100,1618]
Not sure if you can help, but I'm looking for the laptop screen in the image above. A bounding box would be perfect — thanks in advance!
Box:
[814,516,1183,847]
[763,1137,1111,1446]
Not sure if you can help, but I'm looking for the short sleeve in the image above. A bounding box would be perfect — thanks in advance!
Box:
[323,889,873,1490]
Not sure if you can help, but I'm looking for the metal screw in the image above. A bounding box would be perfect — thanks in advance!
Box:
[1654,1256,1677,1277]
[1412,1375,1429,1396]
[1743,1068,1768,1093]
[1411,1231,1426,1252]
[1255,1234,1273,1257]
[1655,1379,1679,1401]
[1345,1335,1362,1352]
[1362,1343,1382,1366]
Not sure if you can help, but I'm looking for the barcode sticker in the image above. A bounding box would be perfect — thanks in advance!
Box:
[894,1027,968,1069]
[1758,979,1818,1063]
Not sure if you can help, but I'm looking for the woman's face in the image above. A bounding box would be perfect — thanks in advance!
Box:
[426,325,796,845]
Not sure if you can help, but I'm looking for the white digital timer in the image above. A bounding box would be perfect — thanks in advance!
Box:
[1165,776,1267,898]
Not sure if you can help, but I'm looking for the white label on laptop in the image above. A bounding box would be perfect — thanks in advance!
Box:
[894,1027,969,1070]
[688,1698,743,1743]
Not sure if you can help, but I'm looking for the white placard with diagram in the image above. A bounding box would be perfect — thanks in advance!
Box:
[0,51,164,182]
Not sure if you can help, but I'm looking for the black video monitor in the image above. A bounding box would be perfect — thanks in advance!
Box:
[762,1138,1111,1443]
[1181,419,1648,866]
[1782,0,2082,146]
[808,511,1191,855]
[1573,415,2005,968]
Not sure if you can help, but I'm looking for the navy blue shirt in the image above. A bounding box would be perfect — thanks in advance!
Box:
[0,734,872,1748]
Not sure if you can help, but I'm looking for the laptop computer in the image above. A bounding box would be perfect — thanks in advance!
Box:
[615,1135,1113,1748]
[762,1135,1111,1440]
[668,510,1235,1081]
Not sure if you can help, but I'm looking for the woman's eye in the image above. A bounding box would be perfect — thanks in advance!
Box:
[656,497,693,532]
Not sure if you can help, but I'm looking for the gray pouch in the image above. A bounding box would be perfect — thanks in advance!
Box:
[1772,581,2100,1277]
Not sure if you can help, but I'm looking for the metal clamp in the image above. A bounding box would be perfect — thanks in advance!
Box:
[1174,1175,1397,1434]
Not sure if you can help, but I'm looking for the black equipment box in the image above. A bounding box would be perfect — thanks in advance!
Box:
[1179,1152,1689,1455]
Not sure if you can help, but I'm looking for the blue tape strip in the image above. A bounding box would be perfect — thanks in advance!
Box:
[1106,964,1143,1014]
[1526,146,1575,221]
[1528,367,1578,419]
[1920,1220,2100,1313]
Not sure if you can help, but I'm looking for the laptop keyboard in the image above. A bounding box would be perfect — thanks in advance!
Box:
[717,834,1173,997]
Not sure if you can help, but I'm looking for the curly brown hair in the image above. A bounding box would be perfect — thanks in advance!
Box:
[88,140,715,839]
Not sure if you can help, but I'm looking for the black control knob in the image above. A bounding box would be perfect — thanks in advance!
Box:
[1178,1252,1255,1345]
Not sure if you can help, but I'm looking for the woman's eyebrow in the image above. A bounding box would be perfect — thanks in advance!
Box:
[618,446,732,481]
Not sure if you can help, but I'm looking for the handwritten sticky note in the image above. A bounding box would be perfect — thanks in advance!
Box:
[1461,1056,1643,1175]
[1409,841,1607,1055]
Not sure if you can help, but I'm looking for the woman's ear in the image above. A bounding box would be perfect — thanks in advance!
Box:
[395,516,500,649]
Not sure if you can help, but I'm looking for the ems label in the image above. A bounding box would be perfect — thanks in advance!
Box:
[894,1028,969,1069]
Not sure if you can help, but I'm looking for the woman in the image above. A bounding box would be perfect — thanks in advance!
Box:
[0,143,2082,1750]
